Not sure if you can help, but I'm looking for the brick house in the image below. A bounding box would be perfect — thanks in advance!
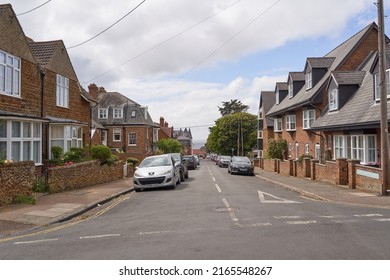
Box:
[158,116,173,139]
[0,4,94,168]
[173,128,193,155]
[257,90,275,158]
[265,22,381,162]
[89,84,159,160]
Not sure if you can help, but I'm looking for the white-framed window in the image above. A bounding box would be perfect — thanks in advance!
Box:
[303,109,315,129]
[288,83,293,98]
[315,144,320,160]
[258,109,263,120]
[333,134,377,164]
[286,114,296,131]
[329,88,338,111]
[153,128,159,143]
[295,142,299,159]
[258,150,264,158]
[258,130,263,139]
[305,72,312,90]
[113,108,123,119]
[0,120,42,164]
[274,118,282,132]
[131,110,136,118]
[288,143,292,158]
[113,128,121,142]
[304,144,309,156]
[50,125,82,158]
[374,71,390,100]
[128,132,136,146]
[56,74,69,108]
[98,108,107,119]
[0,50,21,97]
[276,90,280,105]
[334,135,344,158]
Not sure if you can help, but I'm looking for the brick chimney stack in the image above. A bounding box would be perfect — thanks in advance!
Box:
[88,83,98,99]
[160,117,165,127]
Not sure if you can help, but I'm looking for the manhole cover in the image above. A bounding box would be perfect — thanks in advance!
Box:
[215,207,239,212]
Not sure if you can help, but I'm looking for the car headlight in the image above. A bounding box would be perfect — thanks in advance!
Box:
[134,170,143,177]
[162,169,173,175]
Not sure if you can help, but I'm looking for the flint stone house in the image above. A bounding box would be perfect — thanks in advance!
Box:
[89,84,159,160]
[0,4,94,170]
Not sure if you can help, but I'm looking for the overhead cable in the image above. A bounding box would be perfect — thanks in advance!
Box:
[67,0,146,49]
[16,0,53,16]
[83,0,244,83]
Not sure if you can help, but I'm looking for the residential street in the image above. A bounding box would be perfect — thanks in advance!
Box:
[1,159,390,260]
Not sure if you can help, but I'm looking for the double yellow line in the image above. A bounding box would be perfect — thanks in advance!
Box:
[0,194,131,244]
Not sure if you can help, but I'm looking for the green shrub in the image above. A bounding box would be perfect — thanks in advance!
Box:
[51,146,63,162]
[13,195,36,205]
[33,177,48,193]
[296,154,314,163]
[64,147,84,162]
[267,138,287,160]
[91,145,112,163]
[104,155,118,166]
[127,157,139,166]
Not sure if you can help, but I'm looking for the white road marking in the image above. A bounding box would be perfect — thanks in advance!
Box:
[14,238,58,245]
[215,184,222,193]
[285,220,317,225]
[274,216,302,219]
[239,223,272,228]
[374,218,390,222]
[212,177,216,182]
[79,234,121,239]
[258,191,301,204]
[318,215,345,219]
[332,219,359,224]
[222,198,240,225]
[354,214,383,217]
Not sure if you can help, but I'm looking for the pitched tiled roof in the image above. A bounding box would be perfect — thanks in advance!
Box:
[29,40,60,66]
[0,4,10,13]
[267,22,378,117]
[289,72,305,81]
[311,51,390,130]
[307,57,335,69]
[331,71,365,86]
[259,91,275,127]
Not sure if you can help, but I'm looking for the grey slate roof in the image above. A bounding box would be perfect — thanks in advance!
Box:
[331,71,366,86]
[93,91,157,127]
[311,50,390,130]
[288,72,305,81]
[267,22,378,117]
[259,91,275,127]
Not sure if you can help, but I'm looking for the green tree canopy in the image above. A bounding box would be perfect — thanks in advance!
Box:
[218,99,249,116]
[206,112,257,156]
[156,138,182,154]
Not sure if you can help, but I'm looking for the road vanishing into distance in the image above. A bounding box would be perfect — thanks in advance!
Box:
[1,159,390,259]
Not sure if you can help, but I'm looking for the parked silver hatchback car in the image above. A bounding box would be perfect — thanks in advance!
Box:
[133,154,181,192]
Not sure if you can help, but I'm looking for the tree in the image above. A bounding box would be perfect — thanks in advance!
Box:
[206,112,257,156]
[218,99,249,116]
[156,138,182,154]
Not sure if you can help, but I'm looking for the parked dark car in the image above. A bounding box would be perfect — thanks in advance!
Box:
[183,155,197,170]
[167,153,189,181]
[228,156,254,176]
[218,156,231,167]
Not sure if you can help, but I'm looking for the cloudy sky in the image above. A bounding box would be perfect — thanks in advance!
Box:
[7,0,390,145]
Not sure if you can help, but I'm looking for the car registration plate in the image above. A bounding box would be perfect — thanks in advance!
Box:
[240,168,247,171]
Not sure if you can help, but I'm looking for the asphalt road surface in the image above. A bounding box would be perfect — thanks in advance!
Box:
[1,159,390,259]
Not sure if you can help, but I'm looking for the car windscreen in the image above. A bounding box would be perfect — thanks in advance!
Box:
[233,157,250,163]
[140,157,171,167]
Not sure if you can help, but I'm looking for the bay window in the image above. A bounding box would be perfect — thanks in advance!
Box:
[50,125,82,158]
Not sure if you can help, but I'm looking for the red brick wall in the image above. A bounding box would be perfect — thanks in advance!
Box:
[279,159,293,176]
[263,158,277,172]
[315,161,337,184]
[355,165,382,193]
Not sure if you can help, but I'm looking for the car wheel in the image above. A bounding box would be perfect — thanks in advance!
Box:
[185,171,189,179]
[228,169,230,173]
[134,188,141,192]
[181,172,185,182]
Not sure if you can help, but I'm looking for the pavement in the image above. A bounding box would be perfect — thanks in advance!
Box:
[1,167,390,237]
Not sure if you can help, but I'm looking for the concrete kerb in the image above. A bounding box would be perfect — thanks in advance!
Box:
[50,187,134,225]
[254,174,329,202]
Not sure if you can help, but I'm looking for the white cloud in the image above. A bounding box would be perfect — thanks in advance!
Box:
[8,0,386,143]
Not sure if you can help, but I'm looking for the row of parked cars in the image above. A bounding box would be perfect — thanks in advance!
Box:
[133,153,199,192]
[212,154,255,176]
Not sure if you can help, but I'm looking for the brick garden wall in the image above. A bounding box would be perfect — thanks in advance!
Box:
[259,157,384,194]
[0,161,35,206]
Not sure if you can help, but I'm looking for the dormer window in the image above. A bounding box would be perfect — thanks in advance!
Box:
[288,83,293,98]
[276,90,280,104]
[374,70,390,101]
[113,108,123,119]
[329,88,338,111]
[98,108,107,119]
[131,110,136,118]
[305,72,312,90]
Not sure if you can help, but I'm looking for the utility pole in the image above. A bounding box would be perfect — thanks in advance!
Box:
[378,0,389,195]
